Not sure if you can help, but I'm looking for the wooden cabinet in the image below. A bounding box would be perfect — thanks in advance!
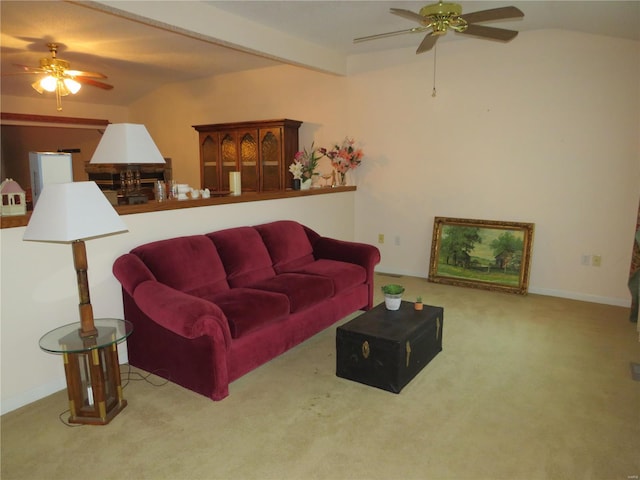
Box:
[193,119,302,192]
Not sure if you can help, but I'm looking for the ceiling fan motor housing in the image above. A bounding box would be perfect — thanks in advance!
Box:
[40,57,70,72]
[419,2,468,34]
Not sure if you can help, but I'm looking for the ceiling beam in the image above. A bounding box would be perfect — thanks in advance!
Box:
[84,0,348,76]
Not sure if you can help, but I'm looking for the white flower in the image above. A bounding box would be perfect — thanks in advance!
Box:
[289,161,304,179]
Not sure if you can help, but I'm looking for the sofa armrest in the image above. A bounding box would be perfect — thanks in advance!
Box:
[313,237,381,310]
[313,237,381,274]
[133,280,232,349]
[113,253,156,297]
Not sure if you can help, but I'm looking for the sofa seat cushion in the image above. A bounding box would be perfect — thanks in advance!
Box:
[286,259,367,293]
[207,227,276,288]
[249,273,334,313]
[131,235,229,297]
[204,288,290,339]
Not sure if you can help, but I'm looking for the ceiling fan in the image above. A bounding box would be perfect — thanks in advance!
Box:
[10,43,113,111]
[354,2,524,54]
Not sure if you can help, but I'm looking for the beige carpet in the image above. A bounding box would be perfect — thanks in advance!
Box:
[2,274,639,480]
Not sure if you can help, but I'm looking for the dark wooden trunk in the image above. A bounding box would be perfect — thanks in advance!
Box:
[336,301,443,393]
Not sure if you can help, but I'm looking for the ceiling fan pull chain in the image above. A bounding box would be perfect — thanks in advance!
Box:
[55,83,63,111]
[432,44,437,97]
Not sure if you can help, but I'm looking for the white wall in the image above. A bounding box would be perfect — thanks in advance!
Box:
[348,30,640,306]
[0,193,356,414]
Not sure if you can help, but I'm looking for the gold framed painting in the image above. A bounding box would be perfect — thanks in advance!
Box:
[428,217,535,295]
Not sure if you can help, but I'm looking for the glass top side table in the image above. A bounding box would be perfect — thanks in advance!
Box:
[39,318,133,353]
[39,318,133,425]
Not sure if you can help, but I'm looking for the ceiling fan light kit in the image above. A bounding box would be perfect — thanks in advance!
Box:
[11,42,113,111]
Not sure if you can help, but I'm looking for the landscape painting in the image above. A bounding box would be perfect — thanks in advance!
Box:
[428,217,535,295]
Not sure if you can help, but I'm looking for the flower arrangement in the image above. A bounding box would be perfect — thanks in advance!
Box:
[290,142,321,180]
[320,137,364,185]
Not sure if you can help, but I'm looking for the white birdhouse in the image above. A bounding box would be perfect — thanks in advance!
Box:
[1,178,27,216]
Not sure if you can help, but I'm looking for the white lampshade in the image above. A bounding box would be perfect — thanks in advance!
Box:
[64,77,81,94]
[23,182,127,243]
[90,123,165,165]
[39,75,57,92]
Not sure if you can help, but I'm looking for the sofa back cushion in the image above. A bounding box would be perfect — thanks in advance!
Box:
[254,220,315,273]
[206,227,276,288]
[130,235,229,297]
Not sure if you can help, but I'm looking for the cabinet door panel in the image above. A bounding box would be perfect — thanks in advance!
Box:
[260,128,282,191]
[200,133,219,191]
[238,130,259,192]
[220,132,237,191]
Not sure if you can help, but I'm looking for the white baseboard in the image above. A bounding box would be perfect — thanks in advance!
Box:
[528,287,631,308]
[1,378,66,416]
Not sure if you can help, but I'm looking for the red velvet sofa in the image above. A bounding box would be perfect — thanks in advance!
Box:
[112,220,380,401]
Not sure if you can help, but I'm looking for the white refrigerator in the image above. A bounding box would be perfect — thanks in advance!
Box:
[29,152,73,206]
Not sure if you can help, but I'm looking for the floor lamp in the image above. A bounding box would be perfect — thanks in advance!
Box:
[23,181,128,336]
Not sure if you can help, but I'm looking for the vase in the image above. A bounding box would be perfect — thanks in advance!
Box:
[337,172,347,186]
[292,178,301,190]
[311,173,321,188]
[300,178,312,190]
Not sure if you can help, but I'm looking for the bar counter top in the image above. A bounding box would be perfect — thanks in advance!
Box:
[1,185,356,229]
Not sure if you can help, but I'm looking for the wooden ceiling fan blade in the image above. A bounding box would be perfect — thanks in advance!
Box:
[12,64,46,74]
[65,69,107,79]
[390,8,425,24]
[2,71,43,77]
[460,6,524,24]
[354,27,427,44]
[75,76,114,90]
[459,24,519,42]
[416,33,438,54]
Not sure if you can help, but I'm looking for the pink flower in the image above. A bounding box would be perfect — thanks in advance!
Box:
[324,137,364,173]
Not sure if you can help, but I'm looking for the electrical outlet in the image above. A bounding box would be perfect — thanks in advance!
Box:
[592,254,602,267]
[581,254,590,266]
[378,234,384,244]
[394,236,400,246]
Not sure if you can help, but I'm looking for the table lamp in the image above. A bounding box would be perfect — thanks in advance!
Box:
[90,123,165,203]
[23,181,128,337]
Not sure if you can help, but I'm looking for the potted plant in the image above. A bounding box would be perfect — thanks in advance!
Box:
[415,296,423,311]
[381,284,404,310]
